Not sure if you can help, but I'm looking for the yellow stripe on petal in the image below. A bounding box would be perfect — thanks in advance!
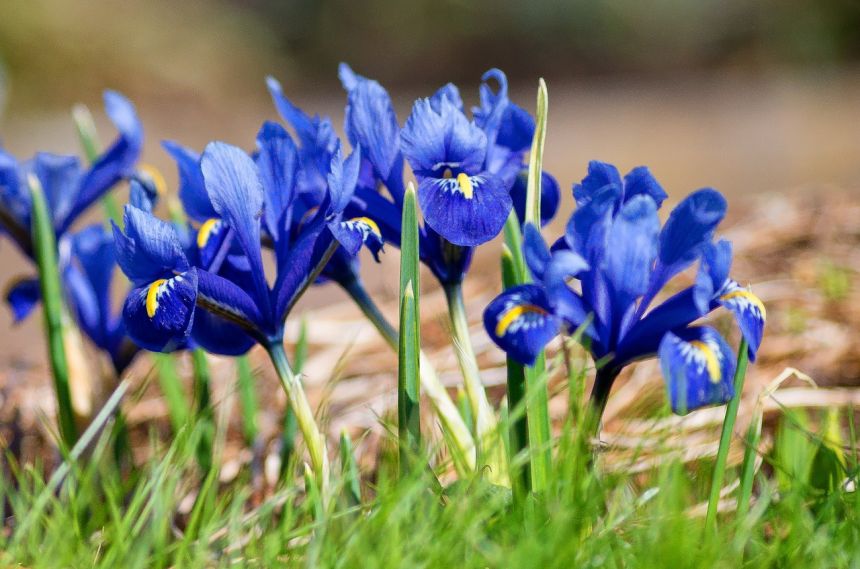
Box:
[456,173,474,200]
[689,340,722,383]
[719,289,766,320]
[197,218,220,249]
[350,216,382,238]
[139,164,167,195]
[146,279,167,318]
[495,303,548,337]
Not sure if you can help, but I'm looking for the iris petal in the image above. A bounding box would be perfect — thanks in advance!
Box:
[716,280,766,361]
[62,91,142,234]
[573,161,622,207]
[483,284,560,366]
[417,173,511,247]
[331,216,384,260]
[510,170,561,227]
[659,188,727,274]
[162,141,217,222]
[124,270,198,352]
[340,68,401,183]
[5,277,40,322]
[523,223,551,282]
[401,98,486,177]
[201,142,271,314]
[623,166,668,207]
[605,195,659,298]
[659,326,736,415]
[113,206,188,285]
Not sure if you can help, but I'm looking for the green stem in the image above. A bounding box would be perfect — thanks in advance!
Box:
[444,282,507,485]
[398,282,421,473]
[266,342,329,488]
[29,175,77,447]
[343,278,476,476]
[706,340,750,531]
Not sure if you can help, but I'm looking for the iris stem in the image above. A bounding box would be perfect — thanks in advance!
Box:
[266,342,329,492]
[586,366,620,451]
[444,282,508,485]
[706,339,750,532]
[342,277,476,476]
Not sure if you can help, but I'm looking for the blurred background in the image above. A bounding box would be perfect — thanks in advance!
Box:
[2,0,860,367]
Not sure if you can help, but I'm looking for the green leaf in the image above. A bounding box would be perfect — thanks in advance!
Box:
[398,183,421,473]
[524,79,548,227]
[810,408,846,495]
[29,174,77,447]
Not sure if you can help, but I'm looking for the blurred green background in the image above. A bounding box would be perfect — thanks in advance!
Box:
[1,0,860,362]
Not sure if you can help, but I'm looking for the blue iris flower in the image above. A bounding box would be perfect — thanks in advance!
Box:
[335,64,560,286]
[0,92,143,258]
[114,138,378,356]
[0,92,146,373]
[483,161,765,415]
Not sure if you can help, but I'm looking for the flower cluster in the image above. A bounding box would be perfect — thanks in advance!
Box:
[484,161,765,414]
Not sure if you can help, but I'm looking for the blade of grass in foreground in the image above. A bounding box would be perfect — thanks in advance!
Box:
[398,183,421,473]
[29,174,77,447]
[706,339,749,531]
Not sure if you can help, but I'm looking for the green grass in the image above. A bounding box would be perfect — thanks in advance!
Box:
[2,370,859,568]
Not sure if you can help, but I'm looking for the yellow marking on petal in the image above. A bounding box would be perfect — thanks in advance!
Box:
[689,340,722,383]
[456,172,474,200]
[139,164,167,195]
[146,279,167,319]
[719,289,767,320]
[350,216,381,238]
[495,303,548,337]
[197,218,220,249]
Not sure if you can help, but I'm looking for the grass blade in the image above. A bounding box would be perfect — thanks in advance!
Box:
[706,339,749,531]
[236,355,259,446]
[191,349,214,474]
[339,430,362,507]
[28,174,77,447]
[154,354,190,432]
[398,183,421,473]
[280,317,308,478]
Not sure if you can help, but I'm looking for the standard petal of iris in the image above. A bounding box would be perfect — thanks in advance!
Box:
[623,166,668,207]
[124,270,198,352]
[658,326,736,415]
[162,141,217,222]
[658,188,727,276]
[484,284,560,366]
[572,161,622,207]
[32,153,81,230]
[255,121,299,239]
[343,74,400,182]
[604,195,659,298]
[716,280,766,361]
[417,174,512,247]
[62,91,142,233]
